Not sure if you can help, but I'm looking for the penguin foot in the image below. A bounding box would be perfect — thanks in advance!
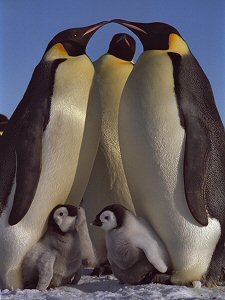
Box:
[70,272,81,285]
[91,262,112,276]
[202,279,225,288]
[151,273,172,285]
[201,276,225,288]
[139,271,156,285]
[23,282,37,289]
[201,267,225,288]
[204,280,218,288]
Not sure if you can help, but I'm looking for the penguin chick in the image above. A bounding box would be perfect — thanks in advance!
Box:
[76,205,97,267]
[92,204,170,285]
[22,205,82,290]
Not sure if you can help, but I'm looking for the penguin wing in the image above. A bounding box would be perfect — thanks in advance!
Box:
[134,235,168,273]
[6,60,63,225]
[8,109,44,226]
[170,53,225,226]
[0,142,16,214]
[133,219,168,273]
[182,114,209,226]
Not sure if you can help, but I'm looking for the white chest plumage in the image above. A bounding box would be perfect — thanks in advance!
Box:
[85,55,134,209]
[83,55,135,262]
[0,55,95,289]
[119,51,221,283]
[40,56,95,209]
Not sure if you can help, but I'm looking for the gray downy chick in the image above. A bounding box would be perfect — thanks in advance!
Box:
[22,204,82,290]
[92,204,170,285]
[76,204,97,267]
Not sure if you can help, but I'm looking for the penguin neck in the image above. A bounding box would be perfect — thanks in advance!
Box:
[45,51,88,62]
[107,48,133,62]
[139,50,168,60]
[94,54,133,68]
[49,224,77,237]
[135,50,174,81]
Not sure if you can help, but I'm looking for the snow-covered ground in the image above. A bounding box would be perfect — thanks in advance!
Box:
[1,272,225,300]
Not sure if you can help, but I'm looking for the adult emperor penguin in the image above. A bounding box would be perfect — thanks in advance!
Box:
[0,21,107,290]
[113,20,225,287]
[82,33,136,271]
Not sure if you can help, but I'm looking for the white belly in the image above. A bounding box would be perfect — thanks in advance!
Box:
[119,51,221,283]
[66,69,101,207]
[0,55,95,289]
[83,55,135,262]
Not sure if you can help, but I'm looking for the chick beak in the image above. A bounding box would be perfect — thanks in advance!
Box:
[90,219,102,227]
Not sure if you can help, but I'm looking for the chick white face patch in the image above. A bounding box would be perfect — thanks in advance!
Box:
[53,207,76,232]
[100,210,117,231]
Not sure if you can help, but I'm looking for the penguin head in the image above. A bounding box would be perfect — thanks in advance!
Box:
[107,33,136,62]
[44,21,108,60]
[48,204,78,233]
[92,204,127,231]
[112,20,189,56]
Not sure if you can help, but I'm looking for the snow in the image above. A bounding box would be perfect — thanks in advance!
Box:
[1,271,225,300]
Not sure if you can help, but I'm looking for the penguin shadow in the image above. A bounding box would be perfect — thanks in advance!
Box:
[66,268,122,293]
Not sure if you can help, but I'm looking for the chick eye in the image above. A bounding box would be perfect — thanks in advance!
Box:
[59,212,64,216]
[105,216,109,220]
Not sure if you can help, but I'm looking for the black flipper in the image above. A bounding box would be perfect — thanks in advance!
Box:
[169,52,225,226]
[183,115,209,226]
[8,109,43,225]
[0,114,8,132]
[0,145,16,215]
[0,59,65,225]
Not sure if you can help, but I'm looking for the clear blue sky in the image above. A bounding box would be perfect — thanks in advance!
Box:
[0,0,225,123]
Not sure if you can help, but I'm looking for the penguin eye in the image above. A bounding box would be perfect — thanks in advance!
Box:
[59,212,64,216]
[105,216,109,220]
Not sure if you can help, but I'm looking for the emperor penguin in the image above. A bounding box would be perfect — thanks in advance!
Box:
[113,20,225,287]
[82,33,136,270]
[22,204,82,290]
[0,21,107,290]
[92,204,170,285]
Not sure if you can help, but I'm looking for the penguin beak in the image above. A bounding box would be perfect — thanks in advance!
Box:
[111,19,147,34]
[113,34,131,48]
[82,21,108,37]
[81,21,109,45]
[79,198,84,207]
[91,219,102,227]
[67,206,78,217]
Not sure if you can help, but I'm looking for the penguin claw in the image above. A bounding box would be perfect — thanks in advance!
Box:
[204,281,218,288]
[91,263,112,276]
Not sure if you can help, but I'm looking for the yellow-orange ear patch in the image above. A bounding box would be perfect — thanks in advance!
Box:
[45,43,69,60]
[53,43,68,56]
[169,33,189,56]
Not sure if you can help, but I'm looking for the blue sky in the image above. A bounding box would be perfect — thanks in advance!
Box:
[0,0,225,123]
